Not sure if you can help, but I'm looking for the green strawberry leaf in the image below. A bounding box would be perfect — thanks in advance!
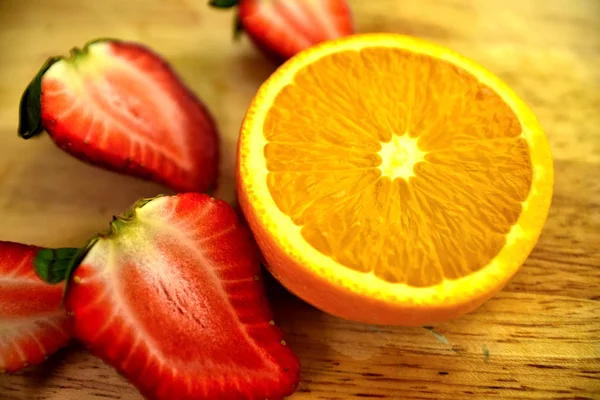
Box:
[59,235,100,305]
[18,39,118,140]
[34,247,79,284]
[35,195,166,303]
[18,56,61,139]
[233,12,245,40]
[209,0,239,9]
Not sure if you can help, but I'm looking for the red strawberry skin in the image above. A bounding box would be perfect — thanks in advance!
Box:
[65,193,299,400]
[0,241,73,373]
[19,39,219,194]
[239,0,354,60]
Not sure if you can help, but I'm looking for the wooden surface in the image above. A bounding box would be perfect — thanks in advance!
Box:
[1,0,599,399]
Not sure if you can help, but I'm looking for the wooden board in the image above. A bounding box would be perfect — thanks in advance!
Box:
[0,0,599,398]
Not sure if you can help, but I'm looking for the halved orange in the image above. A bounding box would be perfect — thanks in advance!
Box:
[237,33,553,326]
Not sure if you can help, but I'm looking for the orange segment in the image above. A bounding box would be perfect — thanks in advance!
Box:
[237,33,553,326]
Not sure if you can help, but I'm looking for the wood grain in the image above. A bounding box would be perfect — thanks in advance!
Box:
[0,0,599,399]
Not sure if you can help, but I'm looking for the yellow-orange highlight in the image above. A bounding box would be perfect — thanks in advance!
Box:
[237,33,553,326]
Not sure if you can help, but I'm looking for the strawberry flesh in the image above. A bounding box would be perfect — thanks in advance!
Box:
[65,194,299,400]
[19,39,219,194]
[238,0,354,60]
[0,242,73,373]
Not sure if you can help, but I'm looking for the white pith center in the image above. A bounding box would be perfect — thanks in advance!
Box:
[378,134,427,180]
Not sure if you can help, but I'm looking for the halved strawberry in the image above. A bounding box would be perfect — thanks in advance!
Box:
[210,0,354,61]
[18,39,219,194]
[46,193,299,399]
[0,241,74,373]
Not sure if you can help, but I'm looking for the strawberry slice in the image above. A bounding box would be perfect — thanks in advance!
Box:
[18,39,219,194]
[0,241,74,373]
[43,193,299,399]
[210,0,354,60]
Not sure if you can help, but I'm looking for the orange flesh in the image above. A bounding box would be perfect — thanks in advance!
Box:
[263,47,533,287]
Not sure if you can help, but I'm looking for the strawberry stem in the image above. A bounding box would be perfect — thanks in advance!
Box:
[34,247,79,284]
